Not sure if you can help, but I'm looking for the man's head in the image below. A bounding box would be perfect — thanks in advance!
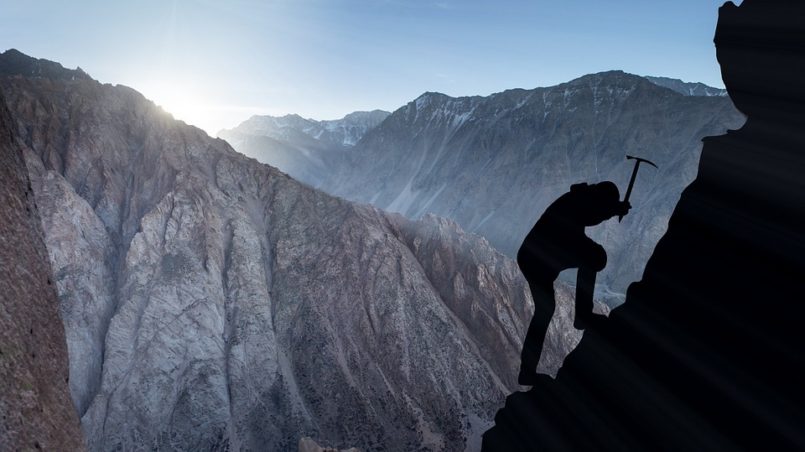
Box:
[571,181,626,226]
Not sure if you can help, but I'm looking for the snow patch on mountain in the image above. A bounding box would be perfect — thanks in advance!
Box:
[644,75,728,97]
[220,110,390,148]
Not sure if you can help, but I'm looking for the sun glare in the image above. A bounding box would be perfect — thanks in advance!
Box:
[143,83,203,125]
[137,81,266,137]
[135,80,229,136]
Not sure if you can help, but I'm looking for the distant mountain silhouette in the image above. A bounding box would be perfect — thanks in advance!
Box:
[483,1,805,449]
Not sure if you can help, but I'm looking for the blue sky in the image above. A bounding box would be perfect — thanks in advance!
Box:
[1,0,734,134]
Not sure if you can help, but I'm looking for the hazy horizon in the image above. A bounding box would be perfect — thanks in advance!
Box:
[2,0,735,135]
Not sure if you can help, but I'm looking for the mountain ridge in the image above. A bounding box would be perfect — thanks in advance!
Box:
[220,109,390,148]
[218,109,391,188]
[0,48,91,82]
[644,75,728,97]
[392,70,725,107]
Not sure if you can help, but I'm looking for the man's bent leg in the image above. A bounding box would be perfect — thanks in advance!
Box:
[574,266,596,330]
[519,280,556,385]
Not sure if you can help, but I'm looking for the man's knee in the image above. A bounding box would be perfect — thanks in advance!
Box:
[586,242,607,272]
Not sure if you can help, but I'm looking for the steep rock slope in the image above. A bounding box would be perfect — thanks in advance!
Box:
[0,92,84,450]
[308,72,744,300]
[1,50,588,451]
[218,111,389,188]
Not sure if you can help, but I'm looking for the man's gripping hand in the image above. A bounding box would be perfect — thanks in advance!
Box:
[616,201,632,218]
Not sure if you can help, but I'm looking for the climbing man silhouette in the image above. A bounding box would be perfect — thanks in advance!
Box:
[517,181,630,385]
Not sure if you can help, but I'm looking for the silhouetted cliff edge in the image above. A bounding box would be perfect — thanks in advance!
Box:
[482,1,805,449]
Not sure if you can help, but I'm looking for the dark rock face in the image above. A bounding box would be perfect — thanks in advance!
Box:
[0,93,84,450]
[482,1,805,450]
[288,73,744,301]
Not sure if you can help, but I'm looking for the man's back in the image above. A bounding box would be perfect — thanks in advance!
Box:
[517,182,625,283]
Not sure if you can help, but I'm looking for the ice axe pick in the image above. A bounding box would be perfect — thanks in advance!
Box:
[619,155,658,222]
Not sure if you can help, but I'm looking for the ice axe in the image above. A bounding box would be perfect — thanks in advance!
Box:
[619,155,658,222]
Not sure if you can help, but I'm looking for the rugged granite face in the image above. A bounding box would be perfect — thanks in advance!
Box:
[1,51,596,451]
[230,72,744,302]
[482,1,805,450]
[0,92,84,450]
[217,110,390,188]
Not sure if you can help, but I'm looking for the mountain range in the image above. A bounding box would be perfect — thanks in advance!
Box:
[0,48,747,450]
[222,72,745,303]
[218,111,389,189]
[0,49,596,451]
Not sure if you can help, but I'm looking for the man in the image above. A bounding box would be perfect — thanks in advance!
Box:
[517,181,630,385]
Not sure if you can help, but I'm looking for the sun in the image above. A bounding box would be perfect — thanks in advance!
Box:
[133,78,267,137]
[137,80,219,135]
[144,83,201,122]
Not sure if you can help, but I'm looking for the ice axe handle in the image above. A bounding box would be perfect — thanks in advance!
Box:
[619,155,658,222]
